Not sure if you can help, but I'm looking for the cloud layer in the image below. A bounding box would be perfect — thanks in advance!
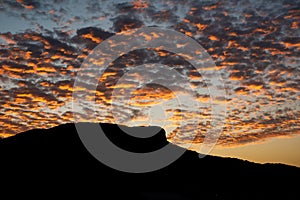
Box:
[0,0,299,148]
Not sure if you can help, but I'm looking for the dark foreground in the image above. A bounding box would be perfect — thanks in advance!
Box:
[1,123,299,199]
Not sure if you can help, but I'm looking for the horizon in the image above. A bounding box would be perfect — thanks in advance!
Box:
[0,0,299,168]
[2,121,300,168]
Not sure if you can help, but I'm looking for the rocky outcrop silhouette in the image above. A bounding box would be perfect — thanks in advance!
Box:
[1,123,299,199]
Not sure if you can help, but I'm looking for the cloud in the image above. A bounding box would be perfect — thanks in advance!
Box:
[0,0,299,150]
[113,15,144,32]
[16,0,40,10]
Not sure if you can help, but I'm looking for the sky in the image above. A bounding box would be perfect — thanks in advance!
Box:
[0,0,299,166]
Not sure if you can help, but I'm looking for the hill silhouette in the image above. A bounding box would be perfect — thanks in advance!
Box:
[1,123,299,199]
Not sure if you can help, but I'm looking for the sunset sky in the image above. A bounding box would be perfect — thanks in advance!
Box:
[0,0,299,167]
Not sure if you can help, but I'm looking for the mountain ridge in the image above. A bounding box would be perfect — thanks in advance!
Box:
[1,123,299,199]
[2,122,298,168]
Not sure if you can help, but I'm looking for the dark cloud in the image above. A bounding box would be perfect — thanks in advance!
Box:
[113,15,144,32]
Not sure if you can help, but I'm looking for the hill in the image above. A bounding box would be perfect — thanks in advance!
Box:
[1,123,299,199]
